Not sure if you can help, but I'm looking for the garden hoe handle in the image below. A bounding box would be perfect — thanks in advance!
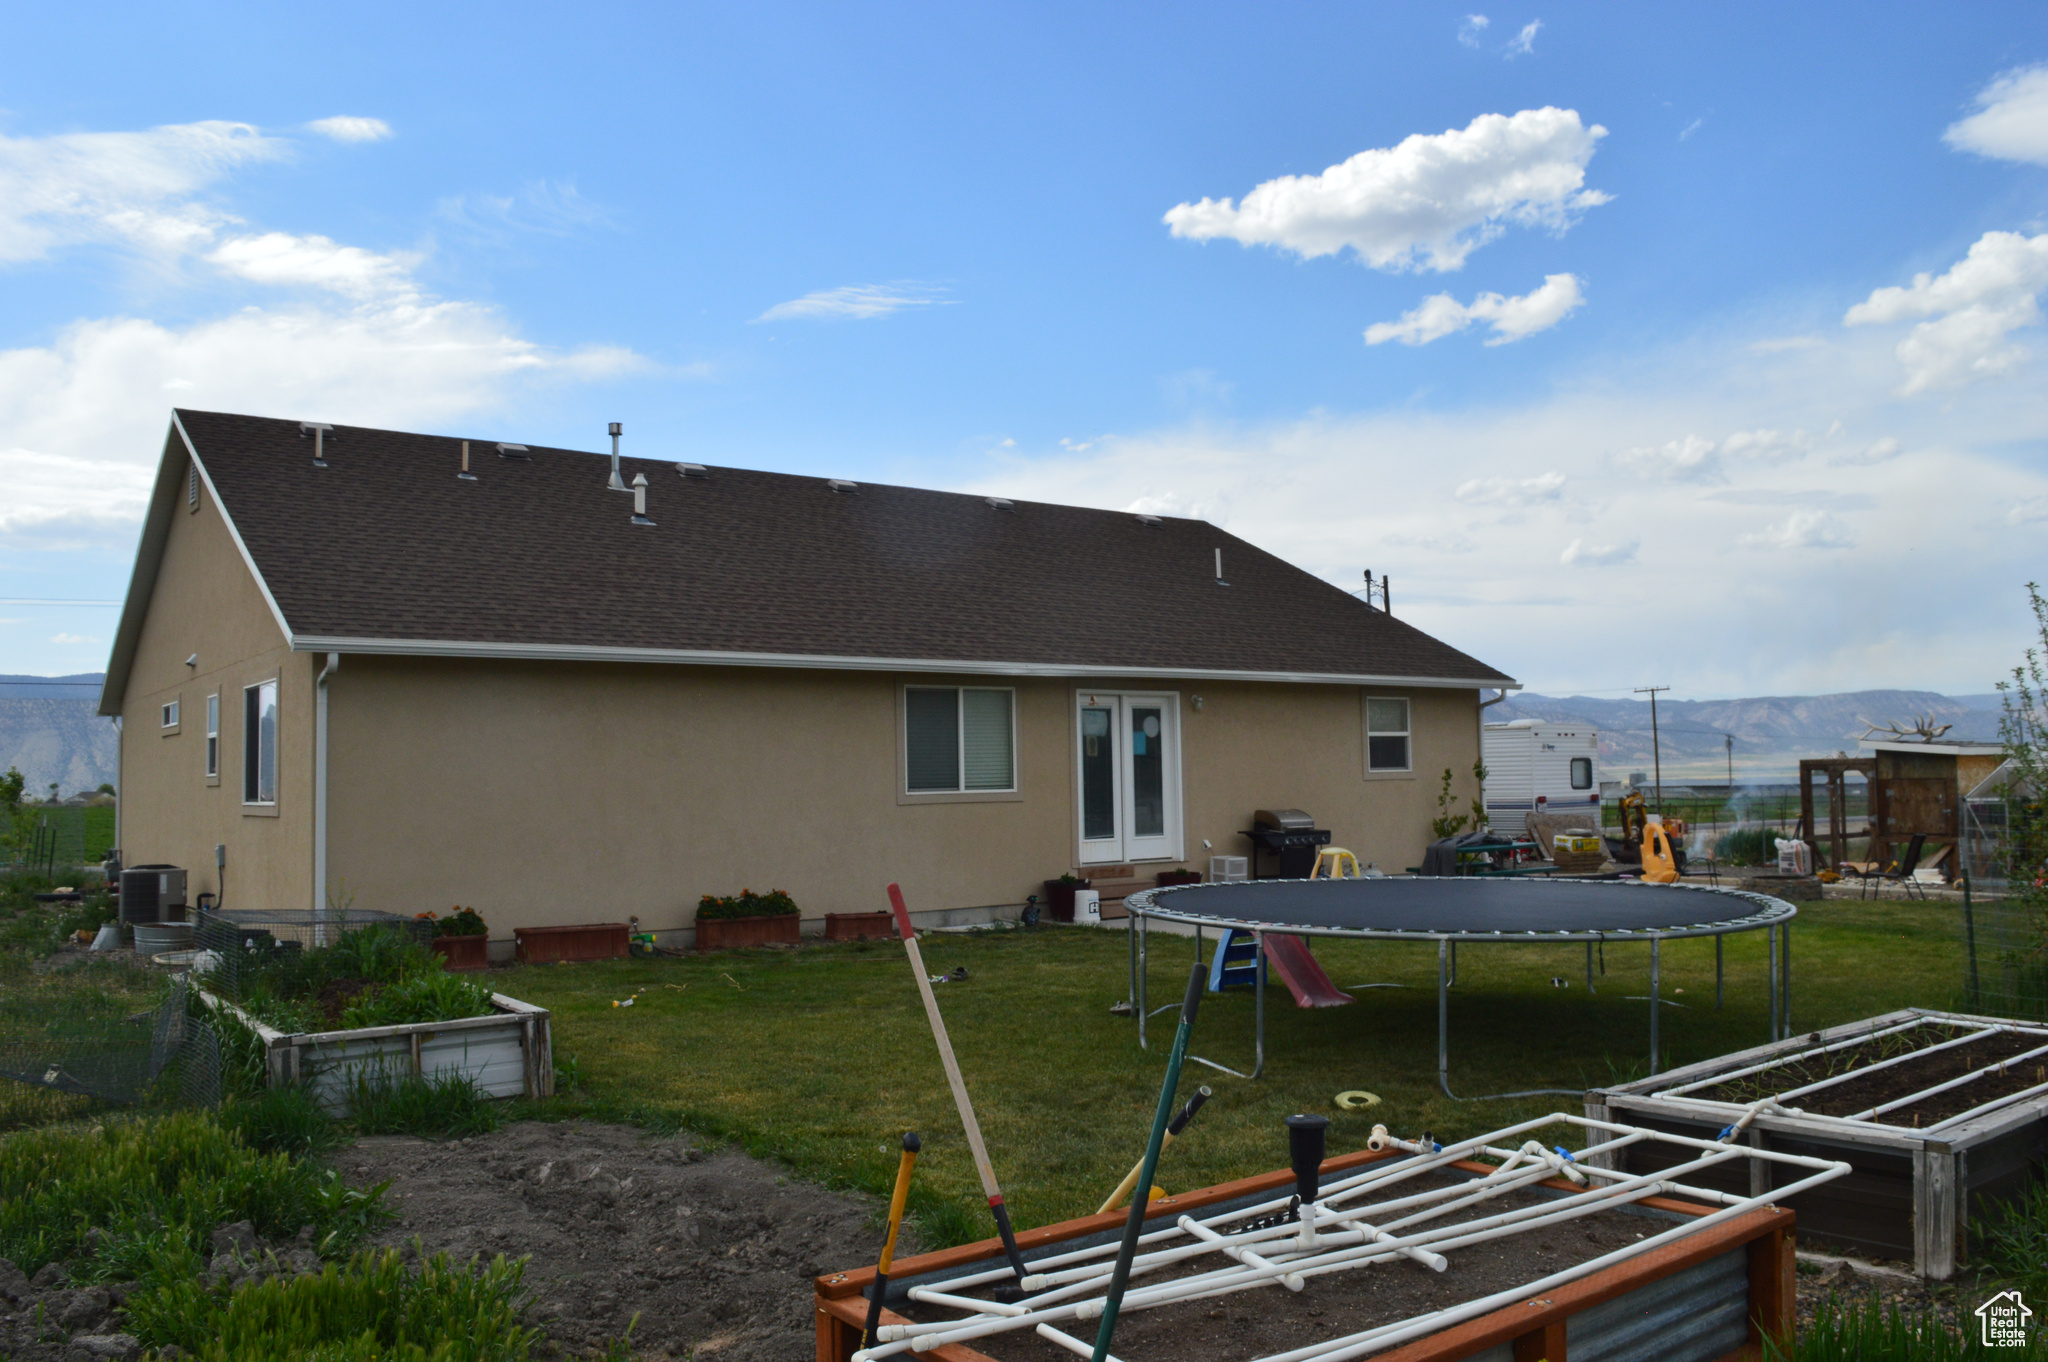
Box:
[887,883,1031,1285]
[1096,1085,1211,1215]
[862,1130,920,1349]
[1091,961,1205,1362]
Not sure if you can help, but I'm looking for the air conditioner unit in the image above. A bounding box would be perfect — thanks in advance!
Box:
[119,865,187,925]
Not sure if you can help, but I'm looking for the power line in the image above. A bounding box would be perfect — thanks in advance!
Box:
[0,598,122,605]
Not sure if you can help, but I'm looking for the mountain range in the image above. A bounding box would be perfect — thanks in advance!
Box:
[0,674,116,797]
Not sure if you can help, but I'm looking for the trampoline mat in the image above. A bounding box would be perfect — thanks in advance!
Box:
[1137,878,1790,937]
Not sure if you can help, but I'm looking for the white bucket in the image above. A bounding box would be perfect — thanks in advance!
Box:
[90,923,122,952]
[1072,889,1101,924]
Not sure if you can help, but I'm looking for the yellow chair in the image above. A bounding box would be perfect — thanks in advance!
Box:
[1311,847,1362,879]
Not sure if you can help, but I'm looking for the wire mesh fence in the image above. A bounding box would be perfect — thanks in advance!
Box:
[1966,881,2048,1023]
[0,957,220,1131]
[193,907,435,1010]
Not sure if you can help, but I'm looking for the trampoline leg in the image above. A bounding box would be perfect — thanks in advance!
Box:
[1767,925,1778,1046]
[1138,913,1149,1052]
[1252,932,1266,1080]
[1649,937,1661,1077]
[1449,940,1458,988]
[1715,936,1724,1011]
[1585,941,1595,993]
[1438,938,1450,1098]
[1194,923,1203,972]
[1128,910,1138,1013]
[1782,923,1792,1041]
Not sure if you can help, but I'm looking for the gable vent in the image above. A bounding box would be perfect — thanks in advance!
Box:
[1134,514,1161,525]
[827,479,859,494]
[676,463,709,479]
[187,464,200,511]
[985,496,1014,511]
[496,443,530,459]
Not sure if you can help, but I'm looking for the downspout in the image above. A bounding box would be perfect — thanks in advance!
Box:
[1476,688,1512,829]
[314,652,339,943]
[111,715,122,861]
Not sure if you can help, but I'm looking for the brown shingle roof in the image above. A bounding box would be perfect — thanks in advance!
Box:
[167,408,1513,684]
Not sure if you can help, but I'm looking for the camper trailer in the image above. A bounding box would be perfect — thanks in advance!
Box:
[1482,721,1601,836]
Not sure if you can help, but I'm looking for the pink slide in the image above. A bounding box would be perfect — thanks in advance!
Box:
[1262,935,1355,1009]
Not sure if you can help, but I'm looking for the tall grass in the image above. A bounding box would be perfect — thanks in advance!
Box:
[1977,1175,2048,1302]
[1769,1294,2048,1361]
[346,1068,502,1140]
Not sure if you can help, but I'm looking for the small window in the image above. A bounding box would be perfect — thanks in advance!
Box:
[243,679,278,805]
[905,687,1015,792]
[206,693,220,778]
[1366,696,1410,772]
[1570,756,1593,790]
[161,700,180,729]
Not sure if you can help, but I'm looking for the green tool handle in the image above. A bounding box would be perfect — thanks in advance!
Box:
[1091,962,1204,1362]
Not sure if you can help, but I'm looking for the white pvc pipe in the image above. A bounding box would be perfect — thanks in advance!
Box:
[1178,1214,1305,1290]
[1770,1023,2015,1104]
[905,1286,1027,1316]
[1851,1039,2048,1122]
[1036,1323,1124,1361]
[1654,1015,1936,1097]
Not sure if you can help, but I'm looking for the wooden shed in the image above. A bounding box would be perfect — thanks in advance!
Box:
[1857,739,2006,881]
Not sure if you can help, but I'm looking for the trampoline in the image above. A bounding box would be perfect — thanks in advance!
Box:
[1123,877,1797,1097]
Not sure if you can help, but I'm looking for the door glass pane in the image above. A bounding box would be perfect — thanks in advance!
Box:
[247,680,278,803]
[962,689,1014,790]
[1131,706,1165,838]
[1081,706,1115,840]
[905,688,960,791]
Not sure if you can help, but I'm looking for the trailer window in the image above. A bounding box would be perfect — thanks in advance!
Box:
[1570,757,1593,789]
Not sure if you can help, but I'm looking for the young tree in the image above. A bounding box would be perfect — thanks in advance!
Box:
[1997,582,2047,892]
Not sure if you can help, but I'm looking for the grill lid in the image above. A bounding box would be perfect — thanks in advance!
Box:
[1254,808,1316,830]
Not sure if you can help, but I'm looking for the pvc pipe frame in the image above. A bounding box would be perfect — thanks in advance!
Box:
[854,1112,1850,1362]
[1132,910,1789,1092]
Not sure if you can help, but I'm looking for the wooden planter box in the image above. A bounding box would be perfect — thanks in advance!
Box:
[1041,880,1089,923]
[200,990,552,1115]
[824,911,895,942]
[816,1148,1795,1362]
[696,914,801,951]
[513,922,630,964]
[1590,1007,2048,1278]
[430,935,489,971]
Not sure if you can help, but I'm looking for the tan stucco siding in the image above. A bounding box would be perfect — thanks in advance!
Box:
[114,465,310,911]
[324,658,1480,938]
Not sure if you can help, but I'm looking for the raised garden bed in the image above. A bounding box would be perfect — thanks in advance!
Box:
[825,911,895,941]
[1589,1006,2048,1277]
[697,914,801,951]
[431,934,490,971]
[514,922,630,963]
[200,988,553,1114]
[818,1118,1818,1362]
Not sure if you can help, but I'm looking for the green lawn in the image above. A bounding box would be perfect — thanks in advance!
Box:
[499,896,1964,1248]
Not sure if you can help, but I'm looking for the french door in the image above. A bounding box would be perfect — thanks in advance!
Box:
[1076,692,1182,864]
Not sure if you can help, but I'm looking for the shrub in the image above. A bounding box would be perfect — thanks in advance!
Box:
[418,906,488,938]
[346,1069,503,1140]
[337,970,497,1029]
[220,1085,343,1158]
[695,888,799,920]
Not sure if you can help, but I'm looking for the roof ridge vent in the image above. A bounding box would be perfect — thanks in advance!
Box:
[299,422,333,467]
[496,443,529,459]
[827,478,859,494]
[985,496,1014,511]
[1134,513,1162,525]
[676,463,709,479]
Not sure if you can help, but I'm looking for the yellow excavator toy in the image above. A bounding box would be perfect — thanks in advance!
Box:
[1605,790,1686,882]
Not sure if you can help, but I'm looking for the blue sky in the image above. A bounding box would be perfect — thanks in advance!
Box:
[2,3,2045,698]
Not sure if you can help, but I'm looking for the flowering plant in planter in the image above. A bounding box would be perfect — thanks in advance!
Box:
[695,889,800,921]
[417,906,489,937]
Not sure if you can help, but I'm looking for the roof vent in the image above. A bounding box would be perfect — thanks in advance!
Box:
[299,422,334,467]
[607,422,627,492]
[630,472,654,526]
[496,443,530,459]
[985,496,1014,511]
[458,440,478,482]
[828,479,859,494]
[1135,513,1162,525]
[676,463,709,479]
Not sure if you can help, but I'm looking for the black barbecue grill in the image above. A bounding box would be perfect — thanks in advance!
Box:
[1241,808,1333,879]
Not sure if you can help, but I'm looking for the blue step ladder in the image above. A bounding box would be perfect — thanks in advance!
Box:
[1207,928,1268,993]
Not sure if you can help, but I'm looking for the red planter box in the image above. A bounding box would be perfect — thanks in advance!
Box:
[824,911,895,942]
[514,922,630,964]
[695,914,801,951]
[431,935,490,971]
[1155,870,1204,887]
[1042,879,1090,923]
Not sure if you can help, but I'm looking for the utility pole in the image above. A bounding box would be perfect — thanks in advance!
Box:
[1635,686,1671,814]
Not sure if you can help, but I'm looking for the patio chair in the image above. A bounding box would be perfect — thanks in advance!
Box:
[1852,832,1928,900]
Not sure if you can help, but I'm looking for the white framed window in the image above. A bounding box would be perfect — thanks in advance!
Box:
[243,679,278,805]
[905,686,1016,793]
[1570,756,1593,790]
[161,699,180,730]
[206,693,220,779]
[1365,696,1410,773]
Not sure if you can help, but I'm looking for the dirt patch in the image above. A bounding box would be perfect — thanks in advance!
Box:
[346,1119,910,1361]
[1703,1024,2048,1126]
[313,976,380,1024]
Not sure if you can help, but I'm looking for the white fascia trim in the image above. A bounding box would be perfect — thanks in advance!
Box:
[173,411,296,647]
[289,633,1520,690]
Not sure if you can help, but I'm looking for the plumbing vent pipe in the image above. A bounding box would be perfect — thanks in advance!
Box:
[300,422,333,466]
[1215,548,1228,587]
[630,472,654,526]
[608,422,627,491]
[458,441,477,482]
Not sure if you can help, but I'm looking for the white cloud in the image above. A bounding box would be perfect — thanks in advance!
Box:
[1944,65,2048,166]
[1719,428,1808,460]
[1163,108,1609,273]
[1844,230,2048,394]
[755,283,948,322]
[1456,470,1565,505]
[1741,510,1854,550]
[0,119,284,263]
[208,232,419,300]
[1366,272,1584,346]
[2010,496,2048,526]
[1827,436,1901,467]
[1678,117,1704,142]
[1621,433,1721,481]
[306,116,393,144]
[1559,537,1636,566]
[48,633,95,645]
[1504,20,1541,58]
[1457,14,1490,47]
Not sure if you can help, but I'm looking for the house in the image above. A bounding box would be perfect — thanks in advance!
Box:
[100,410,1518,950]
